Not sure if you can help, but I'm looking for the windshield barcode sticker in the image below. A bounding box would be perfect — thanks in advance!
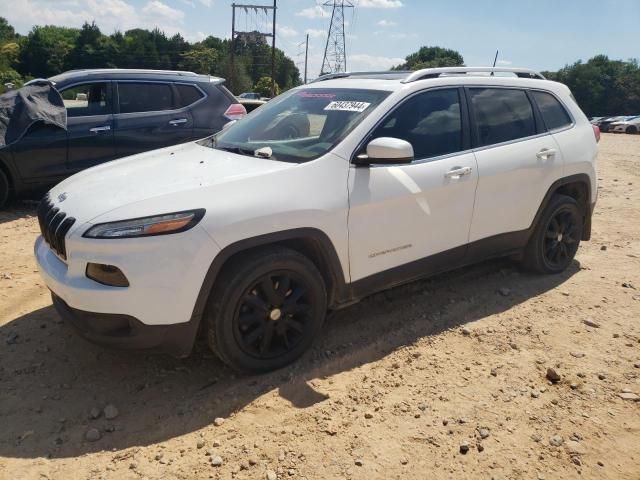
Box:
[324,101,371,113]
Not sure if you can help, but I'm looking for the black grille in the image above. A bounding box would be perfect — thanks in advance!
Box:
[37,194,76,260]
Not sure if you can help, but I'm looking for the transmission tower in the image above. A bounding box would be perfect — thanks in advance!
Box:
[320,1,354,76]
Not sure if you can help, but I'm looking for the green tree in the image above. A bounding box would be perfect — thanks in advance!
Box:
[0,17,16,42]
[179,47,219,74]
[254,76,279,97]
[18,25,79,77]
[543,55,640,116]
[68,22,116,69]
[393,46,464,70]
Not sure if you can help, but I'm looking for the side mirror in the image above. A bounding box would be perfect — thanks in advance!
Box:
[355,137,414,165]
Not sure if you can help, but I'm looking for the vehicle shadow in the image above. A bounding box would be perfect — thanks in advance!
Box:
[0,257,580,459]
[0,200,39,225]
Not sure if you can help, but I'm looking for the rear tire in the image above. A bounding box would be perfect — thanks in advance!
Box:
[522,194,583,274]
[0,169,10,210]
[626,125,638,134]
[205,246,327,373]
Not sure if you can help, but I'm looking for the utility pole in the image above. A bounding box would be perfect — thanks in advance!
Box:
[271,0,277,97]
[229,2,277,94]
[304,33,309,84]
[320,1,354,76]
[231,3,236,92]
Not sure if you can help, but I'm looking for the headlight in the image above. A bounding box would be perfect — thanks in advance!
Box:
[83,209,205,239]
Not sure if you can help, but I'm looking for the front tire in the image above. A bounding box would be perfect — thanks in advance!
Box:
[626,125,638,134]
[0,169,10,210]
[523,194,583,274]
[206,246,327,373]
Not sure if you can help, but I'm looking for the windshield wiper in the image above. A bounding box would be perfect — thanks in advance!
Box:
[215,146,255,156]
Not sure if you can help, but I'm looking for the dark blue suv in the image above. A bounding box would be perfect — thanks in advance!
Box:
[0,69,246,208]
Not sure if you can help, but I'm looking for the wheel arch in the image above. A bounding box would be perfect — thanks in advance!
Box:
[0,157,16,207]
[191,228,350,326]
[0,157,15,192]
[531,174,593,241]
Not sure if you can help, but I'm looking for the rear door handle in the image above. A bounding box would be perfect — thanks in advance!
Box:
[169,118,188,126]
[89,125,111,134]
[444,166,473,179]
[536,148,557,160]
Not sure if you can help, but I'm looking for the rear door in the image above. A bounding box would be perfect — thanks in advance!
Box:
[62,81,117,174]
[113,81,194,158]
[467,87,565,244]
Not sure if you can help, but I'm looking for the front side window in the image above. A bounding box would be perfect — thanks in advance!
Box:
[199,88,390,163]
[370,88,463,160]
[118,82,173,114]
[60,83,110,117]
[469,88,536,147]
[531,90,572,131]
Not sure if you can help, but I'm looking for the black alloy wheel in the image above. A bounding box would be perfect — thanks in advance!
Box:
[233,271,312,359]
[522,194,583,274]
[542,208,579,271]
[206,246,327,372]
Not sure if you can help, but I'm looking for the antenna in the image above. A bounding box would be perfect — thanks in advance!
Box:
[320,1,354,76]
[491,49,499,75]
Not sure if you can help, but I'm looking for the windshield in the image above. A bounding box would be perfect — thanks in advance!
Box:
[199,87,390,163]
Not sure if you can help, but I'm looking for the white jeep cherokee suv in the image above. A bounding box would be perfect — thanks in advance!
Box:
[35,67,598,372]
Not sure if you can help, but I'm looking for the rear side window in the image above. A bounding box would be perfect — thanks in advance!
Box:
[175,84,204,108]
[371,88,462,160]
[118,82,173,114]
[531,90,572,131]
[469,88,536,147]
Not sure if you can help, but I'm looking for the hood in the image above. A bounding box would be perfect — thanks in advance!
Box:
[48,141,295,225]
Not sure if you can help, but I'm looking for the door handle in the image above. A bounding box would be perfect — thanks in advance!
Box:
[536,148,557,160]
[169,118,188,126]
[444,166,473,179]
[89,125,111,133]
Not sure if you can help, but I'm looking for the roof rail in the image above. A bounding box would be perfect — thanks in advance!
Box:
[65,68,199,76]
[402,67,546,83]
[312,70,412,83]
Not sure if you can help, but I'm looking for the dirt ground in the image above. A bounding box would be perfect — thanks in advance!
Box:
[1,134,639,480]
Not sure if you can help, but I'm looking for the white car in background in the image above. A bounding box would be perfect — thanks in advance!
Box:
[34,67,599,372]
[609,115,640,134]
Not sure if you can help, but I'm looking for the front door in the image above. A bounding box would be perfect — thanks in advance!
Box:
[61,81,116,174]
[10,123,68,182]
[113,81,194,158]
[348,87,478,283]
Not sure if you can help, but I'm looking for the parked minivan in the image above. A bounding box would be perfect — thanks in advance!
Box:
[0,69,246,208]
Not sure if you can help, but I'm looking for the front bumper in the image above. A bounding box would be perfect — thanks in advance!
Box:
[51,293,200,357]
[34,224,220,357]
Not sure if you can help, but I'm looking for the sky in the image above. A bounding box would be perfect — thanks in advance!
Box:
[1,0,639,80]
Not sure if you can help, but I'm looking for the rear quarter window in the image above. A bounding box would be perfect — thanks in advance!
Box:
[175,84,204,108]
[531,90,572,131]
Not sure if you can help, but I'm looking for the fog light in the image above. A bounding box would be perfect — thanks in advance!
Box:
[86,263,129,287]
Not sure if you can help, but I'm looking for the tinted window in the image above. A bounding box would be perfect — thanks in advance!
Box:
[469,88,535,146]
[531,90,572,130]
[60,83,110,117]
[118,82,173,114]
[371,88,462,159]
[175,84,204,108]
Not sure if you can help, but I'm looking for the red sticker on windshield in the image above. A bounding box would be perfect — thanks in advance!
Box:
[297,92,337,99]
